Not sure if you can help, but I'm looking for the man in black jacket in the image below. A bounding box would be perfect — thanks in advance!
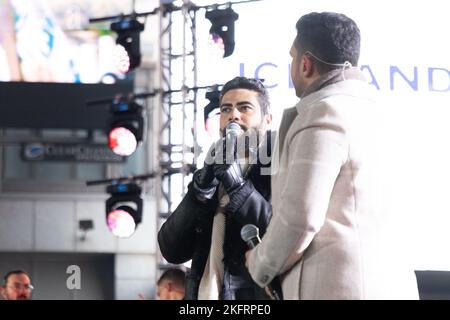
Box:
[158,77,273,300]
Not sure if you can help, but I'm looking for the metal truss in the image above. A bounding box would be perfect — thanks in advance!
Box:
[157,0,199,262]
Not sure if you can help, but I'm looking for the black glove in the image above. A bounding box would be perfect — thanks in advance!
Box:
[212,130,246,195]
[192,165,219,199]
[192,144,219,200]
[213,161,245,195]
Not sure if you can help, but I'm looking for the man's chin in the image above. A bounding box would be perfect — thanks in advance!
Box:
[16,296,29,300]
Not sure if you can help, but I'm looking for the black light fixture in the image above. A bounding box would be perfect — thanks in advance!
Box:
[79,219,94,231]
[204,86,221,126]
[78,220,94,241]
[111,17,145,73]
[108,98,144,157]
[106,182,143,238]
[205,6,239,58]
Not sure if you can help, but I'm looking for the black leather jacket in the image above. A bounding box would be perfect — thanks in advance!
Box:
[158,132,274,300]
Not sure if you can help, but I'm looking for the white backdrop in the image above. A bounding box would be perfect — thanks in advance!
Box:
[189,0,450,271]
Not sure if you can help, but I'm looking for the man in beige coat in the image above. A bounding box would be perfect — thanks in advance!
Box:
[245,12,419,299]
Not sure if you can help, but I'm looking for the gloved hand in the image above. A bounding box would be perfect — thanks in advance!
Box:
[213,161,245,195]
[212,130,245,195]
[192,144,219,200]
[193,163,219,194]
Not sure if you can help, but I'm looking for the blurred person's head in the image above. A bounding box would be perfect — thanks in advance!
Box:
[157,268,185,300]
[1,270,33,300]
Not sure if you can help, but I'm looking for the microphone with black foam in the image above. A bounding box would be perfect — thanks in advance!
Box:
[224,122,241,164]
[241,224,283,300]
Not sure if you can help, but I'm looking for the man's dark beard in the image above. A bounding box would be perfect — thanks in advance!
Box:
[236,127,265,161]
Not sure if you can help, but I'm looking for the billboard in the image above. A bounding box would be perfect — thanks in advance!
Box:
[0,0,134,130]
[0,0,132,83]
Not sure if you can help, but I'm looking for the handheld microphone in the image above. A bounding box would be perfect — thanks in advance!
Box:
[240,224,261,249]
[240,224,283,300]
[224,122,241,164]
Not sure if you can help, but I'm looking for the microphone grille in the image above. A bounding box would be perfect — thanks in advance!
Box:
[240,224,259,243]
[226,122,241,135]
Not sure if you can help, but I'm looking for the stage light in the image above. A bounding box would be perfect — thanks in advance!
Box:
[202,86,221,139]
[205,6,239,58]
[110,18,145,73]
[108,99,144,156]
[204,87,220,123]
[106,182,143,238]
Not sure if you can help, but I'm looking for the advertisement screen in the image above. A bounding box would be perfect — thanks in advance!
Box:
[0,0,132,83]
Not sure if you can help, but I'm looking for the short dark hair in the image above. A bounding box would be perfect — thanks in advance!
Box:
[3,270,30,287]
[157,268,185,289]
[294,12,361,73]
[220,76,270,115]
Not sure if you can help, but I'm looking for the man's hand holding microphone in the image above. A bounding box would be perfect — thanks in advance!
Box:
[242,224,283,300]
[192,122,245,201]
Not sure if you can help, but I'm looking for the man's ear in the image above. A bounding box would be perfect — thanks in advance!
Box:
[264,113,273,126]
[302,54,315,78]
